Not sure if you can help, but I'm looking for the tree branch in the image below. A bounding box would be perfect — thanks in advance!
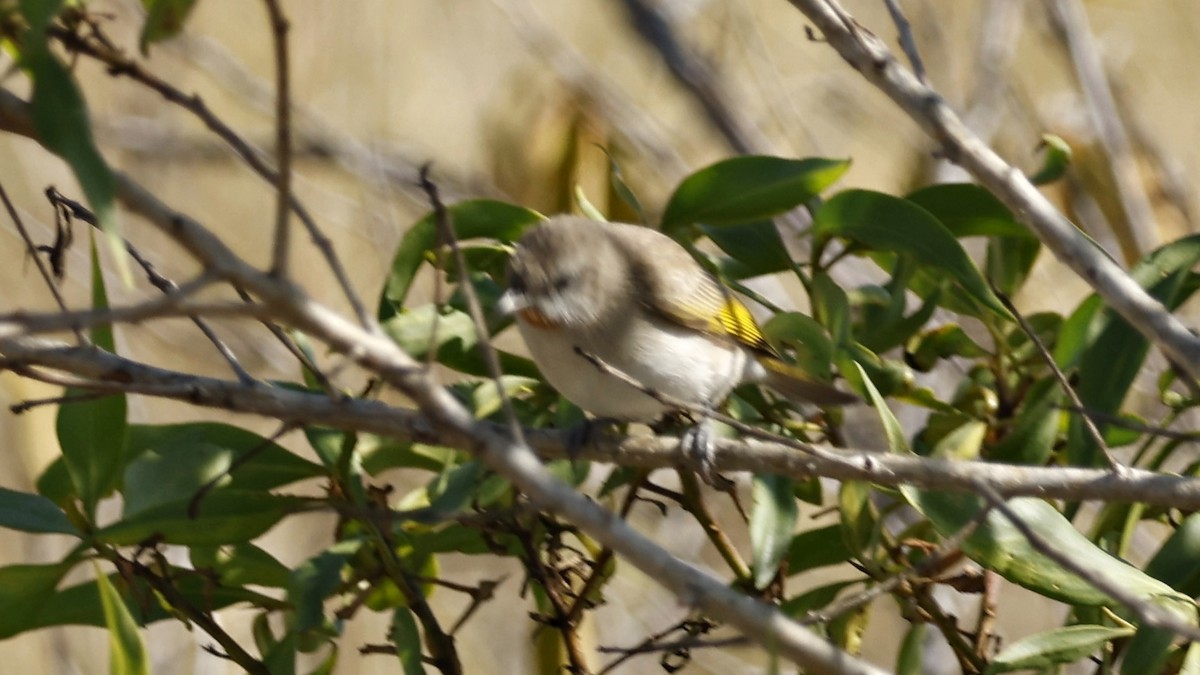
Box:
[783,0,1200,381]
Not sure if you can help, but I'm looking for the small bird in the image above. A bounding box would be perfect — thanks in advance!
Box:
[497,215,856,479]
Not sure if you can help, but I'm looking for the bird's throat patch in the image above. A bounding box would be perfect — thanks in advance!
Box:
[519,308,559,329]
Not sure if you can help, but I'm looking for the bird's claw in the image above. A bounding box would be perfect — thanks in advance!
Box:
[681,416,732,489]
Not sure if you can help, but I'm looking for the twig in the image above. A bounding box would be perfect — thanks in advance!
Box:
[781,0,1200,382]
[881,0,927,84]
[616,0,768,155]
[996,291,1121,471]
[262,0,293,277]
[1044,0,1159,258]
[46,24,374,330]
[418,165,526,446]
[973,480,1200,642]
[0,180,81,342]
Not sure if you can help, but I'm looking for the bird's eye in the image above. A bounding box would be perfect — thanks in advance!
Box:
[551,276,571,292]
[509,274,526,292]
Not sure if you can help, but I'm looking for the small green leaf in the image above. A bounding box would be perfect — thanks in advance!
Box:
[190,543,292,589]
[984,625,1132,674]
[56,237,128,516]
[785,524,854,575]
[379,201,542,319]
[290,549,350,633]
[814,190,1009,318]
[139,0,199,54]
[573,184,606,221]
[896,623,928,675]
[0,486,79,535]
[699,221,793,276]
[1030,134,1073,186]
[0,561,75,639]
[97,492,303,546]
[988,379,1062,465]
[762,312,834,380]
[472,376,540,419]
[1146,513,1200,597]
[95,563,149,675]
[661,156,850,233]
[122,423,322,516]
[391,608,425,675]
[904,324,988,372]
[598,145,647,224]
[905,183,1033,239]
[781,580,856,618]
[750,474,798,589]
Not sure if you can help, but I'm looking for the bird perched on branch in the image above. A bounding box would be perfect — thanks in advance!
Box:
[497,215,857,481]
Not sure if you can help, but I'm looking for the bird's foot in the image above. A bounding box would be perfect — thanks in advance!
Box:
[680,415,733,490]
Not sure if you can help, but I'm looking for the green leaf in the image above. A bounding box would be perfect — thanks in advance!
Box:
[785,524,854,575]
[122,423,322,516]
[699,221,793,277]
[1146,513,1200,597]
[984,625,1132,674]
[391,608,425,675]
[56,236,129,516]
[291,548,352,633]
[97,492,304,546]
[381,304,538,378]
[750,474,798,589]
[190,543,292,589]
[661,156,850,233]
[0,486,79,535]
[896,623,928,675]
[814,190,1009,318]
[573,184,606,221]
[1030,134,1073,186]
[139,0,199,54]
[908,494,1182,607]
[904,324,988,372]
[781,580,857,618]
[379,200,542,319]
[988,379,1062,465]
[0,561,75,639]
[96,563,149,675]
[472,376,540,419]
[762,312,834,380]
[0,567,281,639]
[905,183,1033,239]
[263,630,297,675]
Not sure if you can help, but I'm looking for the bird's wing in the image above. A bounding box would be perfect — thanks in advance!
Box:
[607,224,778,357]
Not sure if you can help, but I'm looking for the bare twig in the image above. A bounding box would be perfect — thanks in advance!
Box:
[617,0,769,155]
[973,481,1200,642]
[0,180,81,342]
[997,291,1121,471]
[781,0,1200,381]
[45,25,374,329]
[261,0,293,278]
[881,0,927,84]
[46,188,255,383]
[1044,0,1159,257]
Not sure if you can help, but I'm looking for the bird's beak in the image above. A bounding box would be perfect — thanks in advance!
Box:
[496,289,528,316]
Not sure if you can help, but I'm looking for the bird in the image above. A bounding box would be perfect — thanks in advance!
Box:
[496,215,857,481]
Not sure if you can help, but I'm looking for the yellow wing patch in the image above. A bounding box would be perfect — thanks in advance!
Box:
[708,292,777,356]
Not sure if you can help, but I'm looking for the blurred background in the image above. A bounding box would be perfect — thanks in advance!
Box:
[1,0,1197,672]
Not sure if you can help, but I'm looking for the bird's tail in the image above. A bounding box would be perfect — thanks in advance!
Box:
[757,357,860,406]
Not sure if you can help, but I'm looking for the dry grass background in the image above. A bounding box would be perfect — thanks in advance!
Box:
[1,0,1198,672]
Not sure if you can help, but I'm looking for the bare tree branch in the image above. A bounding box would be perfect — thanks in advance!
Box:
[782,0,1200,382]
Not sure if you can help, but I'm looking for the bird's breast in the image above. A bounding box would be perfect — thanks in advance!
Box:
[515,312,750,421]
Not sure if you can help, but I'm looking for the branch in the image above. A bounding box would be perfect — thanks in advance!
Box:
[261,0,293,277]
[6,336,1200,512]
[783,0,1200,381]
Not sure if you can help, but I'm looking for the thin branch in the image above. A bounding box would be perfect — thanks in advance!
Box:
[1044,0,1159,257]
[881,0,927,85]
[261,0,293,277]
[8,336,1200,511]
[997,291,1120,471]
[0,180,81,342]
[45,25,374,330]
[781,0,1200,381]
[0,288,269,337]
[46,188,255,382]
[616,0,769,155]
[973,481,1200,642]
